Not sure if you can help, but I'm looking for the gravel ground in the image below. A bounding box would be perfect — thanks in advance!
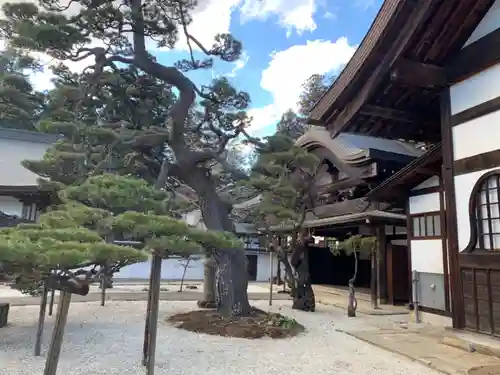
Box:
[0,301,440,375]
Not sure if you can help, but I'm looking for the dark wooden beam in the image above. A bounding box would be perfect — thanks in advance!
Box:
[390,58,447,88]
[454,149,500,176]
[448,27,500,84]
[360,104,421,123]
[328,2,437,137]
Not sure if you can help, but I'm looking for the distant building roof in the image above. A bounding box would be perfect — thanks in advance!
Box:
[296,127,424,167]
[366,142,442,201]
[297,126,424,160]
[334,132,423,159]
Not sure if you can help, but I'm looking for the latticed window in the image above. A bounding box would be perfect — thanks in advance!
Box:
[476,174,500,250]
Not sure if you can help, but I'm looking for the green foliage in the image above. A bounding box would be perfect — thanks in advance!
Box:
[241,133,319,232]
[0,48,44,130]
[336,235,377,256]
[61,174,176,215]
[271,313,299,329]
[297,73,334,117]
[276,110,307,140]
[0,173,244,294]
[0,214,145,294]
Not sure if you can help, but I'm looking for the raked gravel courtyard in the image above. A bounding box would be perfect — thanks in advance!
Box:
[0,300,441,375]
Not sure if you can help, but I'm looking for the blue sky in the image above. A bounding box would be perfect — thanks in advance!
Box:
[153,0,384,138]
[29,0,383,138]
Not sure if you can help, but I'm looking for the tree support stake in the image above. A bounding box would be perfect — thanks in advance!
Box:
[43,290,72,375]
[146,254,162,375]
[34,284,48,356]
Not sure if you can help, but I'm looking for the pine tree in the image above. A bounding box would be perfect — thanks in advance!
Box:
[276,74,333,140]
[297,73,333,117]
[0,48,45,130]
[276,109,307,140]
[0,174,240,295]
[333,235,378,316]
[242,133,319,311]
[1,1,255,315]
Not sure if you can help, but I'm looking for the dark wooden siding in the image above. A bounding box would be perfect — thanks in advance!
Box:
[461,265,500,335]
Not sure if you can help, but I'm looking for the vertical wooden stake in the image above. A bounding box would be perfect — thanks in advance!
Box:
[43,291,72,375]
[100,270,107,307]
[48,289,55,316]
[142,256,156,366]
[34,284,48,356]
[146,254,162,375]
[269,252,274,306]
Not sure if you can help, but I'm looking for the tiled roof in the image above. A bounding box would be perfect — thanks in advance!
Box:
[296,127,423,161]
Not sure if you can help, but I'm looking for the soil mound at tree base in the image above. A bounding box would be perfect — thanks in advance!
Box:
[166,307,304,339]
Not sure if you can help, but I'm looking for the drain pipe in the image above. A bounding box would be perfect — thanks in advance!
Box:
[412,270,421,323]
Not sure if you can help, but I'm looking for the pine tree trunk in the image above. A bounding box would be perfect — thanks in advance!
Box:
[348,250,358,317]
[197,256,216,308]
[291,246,315,312]
[215,250,251,317]
[276,261,282,285]
[0,303,9,328]
[185,168,251,316]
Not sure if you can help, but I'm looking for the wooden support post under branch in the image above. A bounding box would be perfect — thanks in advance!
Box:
[42,276,89,375]
[48,289,55,316]
[43,290,72,375]
[34,284,49,356]
[390,58,447,89]
[146,254,162,375]
[142,257,156,367]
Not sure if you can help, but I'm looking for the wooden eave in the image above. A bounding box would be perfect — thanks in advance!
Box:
[309,0,405,122]
[310,0,496,143]
[269,210,406,232]
[366,142,442,201]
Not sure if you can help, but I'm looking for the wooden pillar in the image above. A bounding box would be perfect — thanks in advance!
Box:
[376,226,388,304]
[440,87,464,329]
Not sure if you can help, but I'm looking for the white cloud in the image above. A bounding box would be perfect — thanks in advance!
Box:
[247,37,356,134]
[323,11,336,20]
[239,0,317,37]
[354,0,378,10]
[226,52,249,77]
[174,0,241,51]
[175,0,319,51]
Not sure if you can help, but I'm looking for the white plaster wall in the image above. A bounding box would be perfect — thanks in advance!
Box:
[452,110,500,160]
[412,175,440,190]
[409,192,440,214]
[256,253,275,282]
[114,256,205,280]
[450,45,500,252]
[0,196,23,216]
[450,63,500,115]
[464,0,500,47]
[115,253,273,282]
[0,138,51,186]
[411,239,444,274]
